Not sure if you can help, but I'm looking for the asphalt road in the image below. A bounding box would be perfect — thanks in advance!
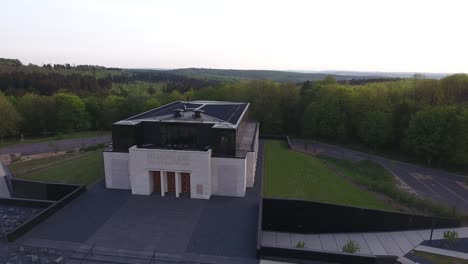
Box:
[0,135,111,156]
[290,138,468,214]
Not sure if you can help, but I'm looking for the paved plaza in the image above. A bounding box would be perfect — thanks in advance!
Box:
[14,141,264,263]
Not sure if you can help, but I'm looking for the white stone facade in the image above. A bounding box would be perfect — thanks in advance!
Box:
[103,139,258,199]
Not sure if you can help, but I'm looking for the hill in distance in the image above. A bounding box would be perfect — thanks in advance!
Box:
[155,68,450,83]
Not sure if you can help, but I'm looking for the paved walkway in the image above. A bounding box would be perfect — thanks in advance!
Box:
[262,227,468,257]
[0,135,111,156]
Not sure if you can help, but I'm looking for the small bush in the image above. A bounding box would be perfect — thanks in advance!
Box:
[81,144,106,152]
[295,241,306,249]
[341,240,360,253]
[443,230,459,246]
[54,133,64,140]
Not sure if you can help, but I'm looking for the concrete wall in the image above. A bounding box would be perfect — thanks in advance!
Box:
[246,124,259,188]
[129,147,212,199]
[211,157,246,197]
[0,161,11,198]
[103,152,131,190]
[246,152,255,188]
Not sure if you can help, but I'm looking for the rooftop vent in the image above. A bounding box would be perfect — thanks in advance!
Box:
[193,109,204,119]
[174,109,183,118]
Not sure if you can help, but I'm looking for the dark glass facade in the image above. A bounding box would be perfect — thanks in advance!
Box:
[112,122,238,157]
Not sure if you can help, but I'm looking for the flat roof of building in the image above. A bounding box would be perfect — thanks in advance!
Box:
[115,101,249,129]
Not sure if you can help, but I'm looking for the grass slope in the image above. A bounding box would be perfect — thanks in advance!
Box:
[263,140,392,210]
[322,157,454,217]
[15,150,104,186]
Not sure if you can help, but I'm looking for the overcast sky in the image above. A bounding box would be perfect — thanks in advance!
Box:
[1,0,467,73]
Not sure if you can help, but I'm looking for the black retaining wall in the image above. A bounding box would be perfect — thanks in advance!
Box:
[262,198,460,233]
[10,178,80,201]
[0,197,53,208]
[258,246,398,264]
[6,184,86,242]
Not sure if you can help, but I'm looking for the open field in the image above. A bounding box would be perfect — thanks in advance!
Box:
[0,131,109,148]
[14,150,104,186]
[263,140,393,210]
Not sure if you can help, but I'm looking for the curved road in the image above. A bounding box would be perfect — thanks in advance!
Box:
[290,138,468,214]
[0,135,111,156]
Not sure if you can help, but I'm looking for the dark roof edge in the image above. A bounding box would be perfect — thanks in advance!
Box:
[124,101,182,121]
[234,103,250,128]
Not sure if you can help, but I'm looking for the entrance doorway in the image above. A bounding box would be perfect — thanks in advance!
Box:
[166,172,176,193]
[152,171,161,194]
[181,172,191,194]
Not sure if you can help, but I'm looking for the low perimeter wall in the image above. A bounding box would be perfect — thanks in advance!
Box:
[10,178,80,201]
[258,246,398,264]
[2,180,86,242]
[262,198,460,233]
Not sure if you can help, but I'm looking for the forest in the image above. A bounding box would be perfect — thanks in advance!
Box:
[0,58,467,170]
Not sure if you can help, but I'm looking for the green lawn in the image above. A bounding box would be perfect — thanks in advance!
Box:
[14,150,104,186]
[8,152,87,176]
[322,156,454,217]
[411,250,468,264]
[0,130,110,148]
[263,140,392,210]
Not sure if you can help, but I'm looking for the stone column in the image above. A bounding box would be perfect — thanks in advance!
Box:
[160,171,166,196]
[175,172,181,198]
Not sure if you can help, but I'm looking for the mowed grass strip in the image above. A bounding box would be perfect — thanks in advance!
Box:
[263,140,392,210]
[15,150,104,186]
[9,152,87,176]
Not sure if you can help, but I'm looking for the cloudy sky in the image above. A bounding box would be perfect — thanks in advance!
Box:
[1,0,467,73]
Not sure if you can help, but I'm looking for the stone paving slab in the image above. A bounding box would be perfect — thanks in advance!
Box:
[390,232,414,254]
[262,231,276,246]
[376,232,403,256]
[319,234,338,251]
[362,233,387,255]
[276,232,292,248]
[304,234,323,250]
[402,231,424,247]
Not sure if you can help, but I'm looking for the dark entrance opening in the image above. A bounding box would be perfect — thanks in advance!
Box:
[152,171,161,194]
[181,172,191,194]
[167,172,176,193]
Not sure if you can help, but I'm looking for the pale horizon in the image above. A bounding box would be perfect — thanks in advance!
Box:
[2,0,468,73]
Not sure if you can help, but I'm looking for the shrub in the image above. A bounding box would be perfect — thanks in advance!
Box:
[443,230,459,246]
[54,133,64,140]
[295,241,306,249]
[341,240,360,253]
[81,144,106,152]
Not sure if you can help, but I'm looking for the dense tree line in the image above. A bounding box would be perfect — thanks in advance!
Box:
[0,58,467,170]
[0,59,219,97]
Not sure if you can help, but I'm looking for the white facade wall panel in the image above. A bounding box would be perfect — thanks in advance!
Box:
[211,157,246,197]
[129,147,212,199]
[103,152,131,189]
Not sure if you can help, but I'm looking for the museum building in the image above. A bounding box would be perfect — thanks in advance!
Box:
[103,100,259,199]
